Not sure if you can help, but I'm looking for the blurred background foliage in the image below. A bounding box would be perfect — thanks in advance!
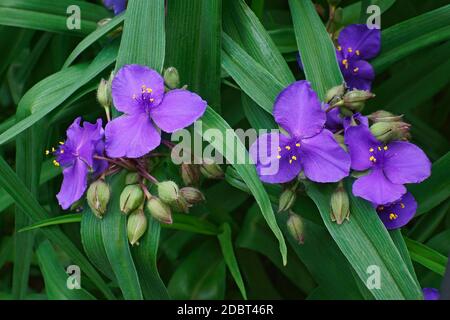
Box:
[0,0,449,300]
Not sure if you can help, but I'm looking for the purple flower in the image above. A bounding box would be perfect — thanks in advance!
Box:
[374,192,417,230]
[103,0,127,15]
[336,24,380,91]
[105,64,207,158]
[345,122,431,204]
[423,288,440,300]
[55,118,108,210]
[250,81,350,184]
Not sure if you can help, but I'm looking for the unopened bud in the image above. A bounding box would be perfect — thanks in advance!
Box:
[157,181,180,204]
[343,90,375,112]
[325,84,345,103]
[330,182,350,224]
[87,180,110,218]
[368,110,404,123]
[180,187,205,205]
[164,67,180,89]
[146,197,173,224]
[278,188,297,213]
[125,172,140,185]
[370,121,411,143]
[97,78,111,109]
[127,209,148,246]
[120,185,144,214]
[200,163,224,179]
[287,213,305,244]
[181,163,200,186]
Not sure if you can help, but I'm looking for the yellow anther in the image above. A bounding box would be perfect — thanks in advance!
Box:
[289,160,293,164]
[378,146,382,151]
[60,149,64,154]
[342,59,348,65]
[369,148,374,152]
[51,147,56,152]
[400,203,405,209]
[355,50,360,56]
[53,160,60,167]
[285,146,291,151]
[292,156,297,161]
[276,155,281,159]
[59,141,64,145]
[389,213,398,220]
[383,146,388,151]
[45,150,50,155]
[146,88,152,93]
[353,67,359,73]
[337,46,342,51]
[369,156,377,162]
[348,47,353,53]
[295,143,301,147]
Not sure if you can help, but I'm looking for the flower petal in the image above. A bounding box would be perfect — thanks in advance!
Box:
[338,24,381,60]
[376,192,417,230]
[344,122,379,171]
[342,59,375,91]
[151,89,207,133]
[56,159,89,210]
[353,168,406,204]
[111,64,165,115]
[423,288,440,300]
[249,133,302,184]
[299,129,350,183]
[104,0,127,14]
[325,107,343,133]
[105,113,161,158]
[383,141,431,184]
[273,81,326,139]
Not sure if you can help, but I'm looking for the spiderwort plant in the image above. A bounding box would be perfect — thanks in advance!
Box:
[105,64,207,158]
[103,0,127,15]
[374,192,417,230]
[51,117,108,210]
[250,81,351,184]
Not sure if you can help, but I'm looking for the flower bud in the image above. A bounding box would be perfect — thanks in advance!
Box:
[164,67,180,89]
[157,181,180,204]
[180,187,205,205]
[330,182,350,224]
[181,163,200,186]
[127,209,148,246]
[146,197,173,224]
[278,188,297,213]
[125,172,140,185]
[120,185,144,215]
[97,78,112,109]
[87,180,110,218]
[287,213,305,244]
[325,84,345,104]
[368,110,404,123]
[200,163,224,179]
[370,121,411,143]
[343,90,375,112]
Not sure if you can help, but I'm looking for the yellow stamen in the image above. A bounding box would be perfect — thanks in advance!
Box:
[285,146,291,150]
[45,150,50,156]
[369,148,374,152]
[378,146,382,151]
[295,143,301,147]
[355,50,360,56]
[337,46,342,51]
[342,59,348,65]
[348,47,353,53]
[400,203,405,209]
[383,146,388,150]
[146,88,152,93]
[53,160,60,167]
[353,67,359,73]
[276,155,281,159]
[369,156,377,162]
[51,147,56,152]
[292,156,297,161]
[59,141,64,145]
[289,160,293,164]
[389,213,398,220]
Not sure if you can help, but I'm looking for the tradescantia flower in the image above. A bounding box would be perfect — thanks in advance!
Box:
[54,118,108,210]
[374,192,417,230]
[103,0,127,15]
[105,64,207,158]
[345,121,431,204]
[335,24,380,90]
[250,81,350,184]
[423,288,440,300]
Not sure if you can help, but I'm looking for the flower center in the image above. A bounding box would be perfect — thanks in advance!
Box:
[389,213,398,220]
[276,141,301,165]
[368,145,388,164]
[133,84,156,111]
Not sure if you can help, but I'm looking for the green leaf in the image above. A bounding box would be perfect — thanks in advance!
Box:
[198,107,288,265]
[306,181,423,299]
[288,0,343,99]
[217,223,247,299]
[0,0,110,36]
[405,237,447,276]
[162,213,220,236]
[341,0,396,26]
[19,213,82,232]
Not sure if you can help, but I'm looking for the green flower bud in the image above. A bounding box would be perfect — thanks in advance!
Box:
[330,182,350,225]
[200,163,224,179]
[87,180,110,218]
[172,197,191,214]
[146,197,173,224]
[164,67,180,89]
[287,213,305,244]
[127,209,148,246]
[97,78,112,109]
[343,89,375,112]
[180,187,205,205]
[120,185,144,215]
[278,188,297,213]
[370,121,411,143]
[181,163,200,186]
[368,110,403,123]
[125,172,140,185]
[325,84,345,104]
[157,181,180,204]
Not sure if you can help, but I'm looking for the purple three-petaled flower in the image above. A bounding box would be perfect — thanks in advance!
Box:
[55,117,108,210]
[105,64,207,158]
[345,121,430,204]
[374,192,417,230]
[335,24,380,91]
[250,81,350,184]
[103,0,127,15]
[423,288,440,300]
